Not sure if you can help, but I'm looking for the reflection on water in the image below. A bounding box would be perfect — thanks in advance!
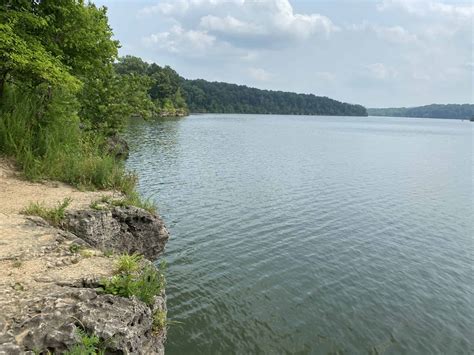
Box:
[124,115,473,354]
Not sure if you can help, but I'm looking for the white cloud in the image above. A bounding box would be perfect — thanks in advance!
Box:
[248,67,272,81]
[378,0,474,19]
[200,15,266,36]
[140,0,338,49]
[142,25,216,55]
[365,63,398,80]
[139,0,243,16]
[349,22,418,44]
[314,71,336,84]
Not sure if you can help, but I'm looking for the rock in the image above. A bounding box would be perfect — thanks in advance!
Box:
[63,206,169,261]
[105,134,129,160]
[0,285,166,354]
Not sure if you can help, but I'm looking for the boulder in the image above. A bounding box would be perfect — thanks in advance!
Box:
[63,206,169,260]
[105,134,130,160]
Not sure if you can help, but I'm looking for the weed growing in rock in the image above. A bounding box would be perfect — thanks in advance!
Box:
[100,256,166,305]
[69,243,83,254]
[90,193,156,214]
[22,198,72,226]
[116,253,142,273]
[152,310,167,333]
[80,249,94,258]
[64,328,104,355]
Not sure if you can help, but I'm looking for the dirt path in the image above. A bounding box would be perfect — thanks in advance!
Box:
[0,158,118,347]
[0,158,120,215]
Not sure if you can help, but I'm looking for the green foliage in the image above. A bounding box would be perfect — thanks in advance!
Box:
[22,198,72,226]
[368,104,474,119]
[114,56,188,117]
[0,1,153,197]
[152,310,167,333]
[90,192,157,214]
[116,253,142,274]
[100,257,166,305]
[0,7,80,94]
[111,190,157,213]
[0,84,138,192]
[69,243,83,254]
[64,328,104,355]
[78,67,154,134]
[181,79,368,116]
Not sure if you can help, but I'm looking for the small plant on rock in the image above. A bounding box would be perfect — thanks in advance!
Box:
[64,328,104,355]
[152,310,167,333]
[22,197,72,226]
[100,255,166,305]
[116,253,142,274]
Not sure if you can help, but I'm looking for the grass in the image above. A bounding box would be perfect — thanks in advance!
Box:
[90,193,156,214]
[116,253,142,273]
[69,243,83,254]
[22,197,72,226]
[64,328,104,355]
[152,310,167,333]
[100,255,166,305]
[0,83,148,208]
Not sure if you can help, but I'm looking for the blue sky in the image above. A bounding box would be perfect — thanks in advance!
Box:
[95,0,473,107]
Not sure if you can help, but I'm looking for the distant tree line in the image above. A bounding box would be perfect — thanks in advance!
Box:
[181,79,368,116]
[368,104,474,120]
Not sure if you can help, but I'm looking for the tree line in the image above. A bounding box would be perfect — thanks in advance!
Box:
[368,104,474,120]
[114,56,369,117]
[181,79,368,116]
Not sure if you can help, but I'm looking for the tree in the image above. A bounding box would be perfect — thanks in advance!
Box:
[0,4,80,97]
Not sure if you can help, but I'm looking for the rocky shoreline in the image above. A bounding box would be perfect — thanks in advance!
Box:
[0,160,169,354]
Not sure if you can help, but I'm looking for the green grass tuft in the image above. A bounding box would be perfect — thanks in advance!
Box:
[116,253,142,274]
[64,328,104,355]
[152,309,167,333]
[90,193,157,214]
[22,198,72,226]
[100,255,166,305]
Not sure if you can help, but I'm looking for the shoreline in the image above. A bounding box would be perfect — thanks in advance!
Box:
[0,158,169,354]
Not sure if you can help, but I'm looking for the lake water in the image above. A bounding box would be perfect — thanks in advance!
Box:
[124,114,472,354]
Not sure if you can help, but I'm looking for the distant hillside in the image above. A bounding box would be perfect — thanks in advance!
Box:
[368,104,474,119]
[181,79,368,116]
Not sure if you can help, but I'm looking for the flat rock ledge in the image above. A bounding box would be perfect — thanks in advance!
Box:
[0,207,169,355]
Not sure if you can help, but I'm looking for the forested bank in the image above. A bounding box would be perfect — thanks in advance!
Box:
[368,104,474,119]
[181,79,368,116]
[113,56,368,117]
[0,1,181,200]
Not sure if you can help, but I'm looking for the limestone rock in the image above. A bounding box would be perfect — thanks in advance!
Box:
[2,288,166,354]
[105,134,130,160]
[63,206,169,260]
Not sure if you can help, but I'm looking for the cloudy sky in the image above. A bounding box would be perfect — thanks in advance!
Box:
[95,0,473,107]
